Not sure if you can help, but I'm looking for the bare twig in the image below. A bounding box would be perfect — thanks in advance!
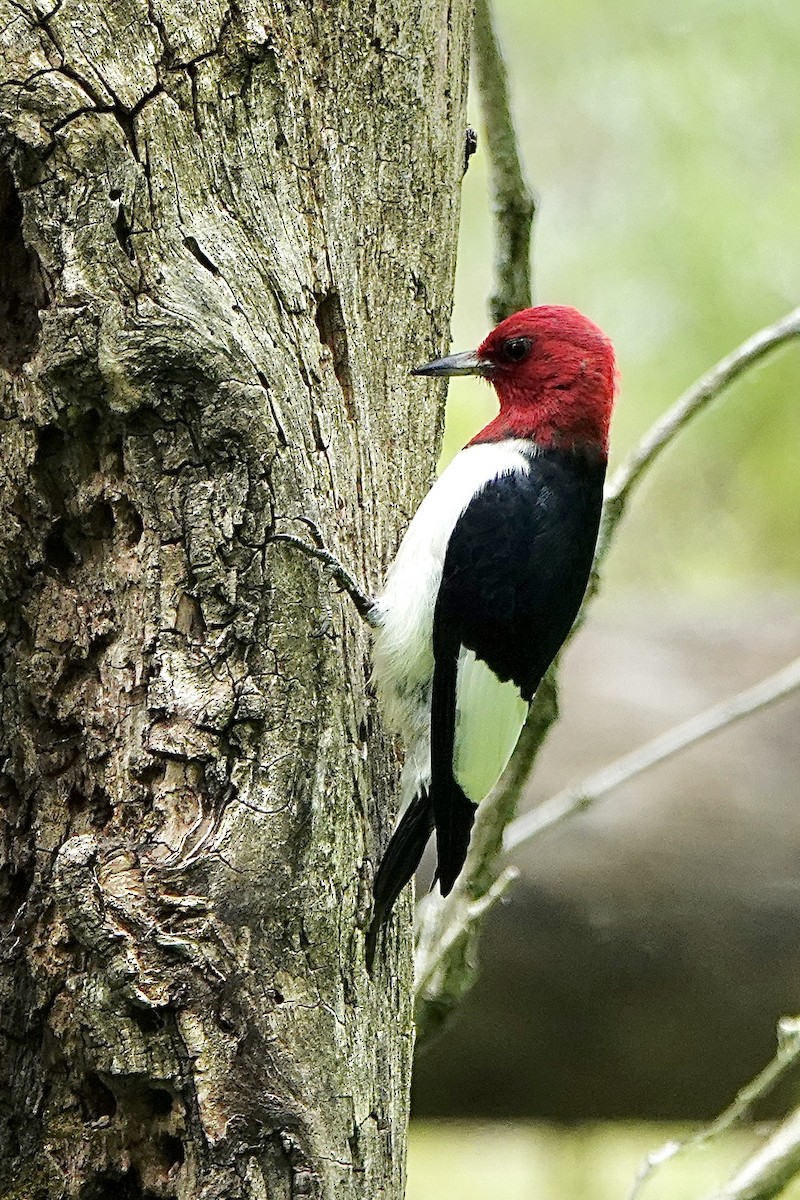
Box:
[414,867,519,1044]
[472,0,536,323]
[628,1017,800,1200]
[269,533,379,626]
[703,1106,800,1200]
[464,667,559,890]
[505,655,800,854]
[600,305,800,554]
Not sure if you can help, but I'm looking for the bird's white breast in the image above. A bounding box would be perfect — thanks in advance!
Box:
[372,440,532,790]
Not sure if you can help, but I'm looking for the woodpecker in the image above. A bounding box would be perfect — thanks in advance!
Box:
[367,305,616,958]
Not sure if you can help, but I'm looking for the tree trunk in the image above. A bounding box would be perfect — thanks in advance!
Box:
[0,2,470,1196]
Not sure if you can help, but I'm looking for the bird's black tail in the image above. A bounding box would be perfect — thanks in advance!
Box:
[434,782,477,896]
[365,787,434,968]
[366,622,480,966]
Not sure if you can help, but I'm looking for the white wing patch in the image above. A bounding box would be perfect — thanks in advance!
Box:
[453,649,529,802]
[372,439,533,804]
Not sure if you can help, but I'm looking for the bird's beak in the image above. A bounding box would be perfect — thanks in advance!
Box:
[411,349,493,377]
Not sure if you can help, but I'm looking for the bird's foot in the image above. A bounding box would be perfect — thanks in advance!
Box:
[270,517,379,627]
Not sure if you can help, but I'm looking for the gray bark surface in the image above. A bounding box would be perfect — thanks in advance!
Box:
[0,1,470,1196]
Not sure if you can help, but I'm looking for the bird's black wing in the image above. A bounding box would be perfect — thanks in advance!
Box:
[430,447,605,892]
[429,620,479,895]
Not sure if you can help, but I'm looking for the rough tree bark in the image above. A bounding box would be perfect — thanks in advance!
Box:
[0,1,470,1196]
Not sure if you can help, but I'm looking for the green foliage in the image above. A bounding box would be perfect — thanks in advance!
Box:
[444,0,800,592]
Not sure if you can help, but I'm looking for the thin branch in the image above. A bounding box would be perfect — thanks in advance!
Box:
[505,655,800,854]
[269,533,379,626]
[703,1105,800,1200]
[601,305,800,549]
[414,867,519,1045]
[458,667,559,892]
[472,0,535,323]
[628,1017,800,1200]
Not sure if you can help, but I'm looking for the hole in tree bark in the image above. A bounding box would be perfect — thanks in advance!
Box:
[0,167,48,372]
[44,518,77,571]
[183,234,219,276]
[79,1166,162,1200]
[80,1072,117,1121]
[143,1087,173,1116]
[32,425,68,513]
[113,201,135,261]
[116,496,144,545]
[129,507,144,543]
[67,786,87,814]
[89,785,113,827]
[128,1005,165,1034]
[0,864,32,920]
[315,291,355,417]
[159,1134,184,1168]
[33,415,103,512]
[36,424,65,461]
[85,500,115,542]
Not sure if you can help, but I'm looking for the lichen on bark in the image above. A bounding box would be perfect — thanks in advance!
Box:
[0,1,471,1196]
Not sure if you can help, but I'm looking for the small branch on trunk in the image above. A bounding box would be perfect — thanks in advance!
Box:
[270,530,379,627]
[472,0,536,324]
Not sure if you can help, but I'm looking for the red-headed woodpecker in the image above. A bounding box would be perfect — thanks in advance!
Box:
[367,305,616,957]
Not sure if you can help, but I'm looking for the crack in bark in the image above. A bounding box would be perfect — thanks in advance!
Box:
[0,167,48,371]
[314,290,355,420]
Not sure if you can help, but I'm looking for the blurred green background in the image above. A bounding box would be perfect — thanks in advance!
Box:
[408,1122,800,1200]
[409,0,800,1195]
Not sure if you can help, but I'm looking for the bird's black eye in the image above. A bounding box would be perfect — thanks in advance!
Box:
[502,336,532,363]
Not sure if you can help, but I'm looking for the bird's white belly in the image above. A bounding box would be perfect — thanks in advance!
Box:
[372,439,532,797]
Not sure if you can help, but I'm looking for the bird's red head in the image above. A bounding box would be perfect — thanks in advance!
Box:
[413,305,617,457]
